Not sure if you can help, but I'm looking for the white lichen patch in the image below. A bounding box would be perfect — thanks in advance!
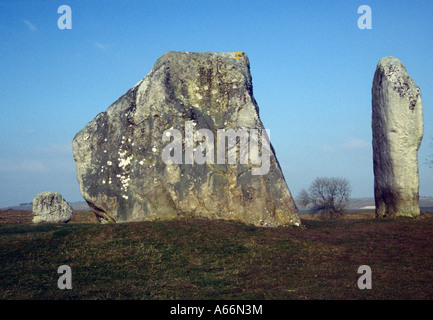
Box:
[107,161,113,166]
[119,175,130,192]
[114,146,135,193]
[164,164,181,184]
[118,154,133,168]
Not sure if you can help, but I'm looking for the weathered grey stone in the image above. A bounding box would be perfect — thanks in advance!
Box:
[32,192,73,223]
[372,56,424,218]
[72,51,300,227]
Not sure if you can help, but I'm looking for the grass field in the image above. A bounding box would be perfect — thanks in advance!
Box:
[1,209,433,300]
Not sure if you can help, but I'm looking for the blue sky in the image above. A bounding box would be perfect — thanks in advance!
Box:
[0,0,432,208]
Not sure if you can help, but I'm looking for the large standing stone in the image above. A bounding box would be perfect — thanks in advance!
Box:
[32,192,73,223]
[372,56,424,218]
[72,51,300,227]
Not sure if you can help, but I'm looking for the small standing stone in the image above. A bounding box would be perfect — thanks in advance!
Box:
[32,192,73,223]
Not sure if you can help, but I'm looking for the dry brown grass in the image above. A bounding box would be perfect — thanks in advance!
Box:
[1,208,433,300]
[300,210,433,220]
[0,210,98,224]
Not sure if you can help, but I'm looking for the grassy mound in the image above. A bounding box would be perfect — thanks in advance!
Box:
[1,210,433,299]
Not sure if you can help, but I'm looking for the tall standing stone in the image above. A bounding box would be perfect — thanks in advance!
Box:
[72,51,300,227]
[372,56,424,218]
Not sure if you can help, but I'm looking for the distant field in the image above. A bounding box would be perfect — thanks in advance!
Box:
[1,209,433,300]
[295,197,433,213]
[6,197,433,213]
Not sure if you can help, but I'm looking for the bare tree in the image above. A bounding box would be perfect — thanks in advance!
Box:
[299,177,351,219]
